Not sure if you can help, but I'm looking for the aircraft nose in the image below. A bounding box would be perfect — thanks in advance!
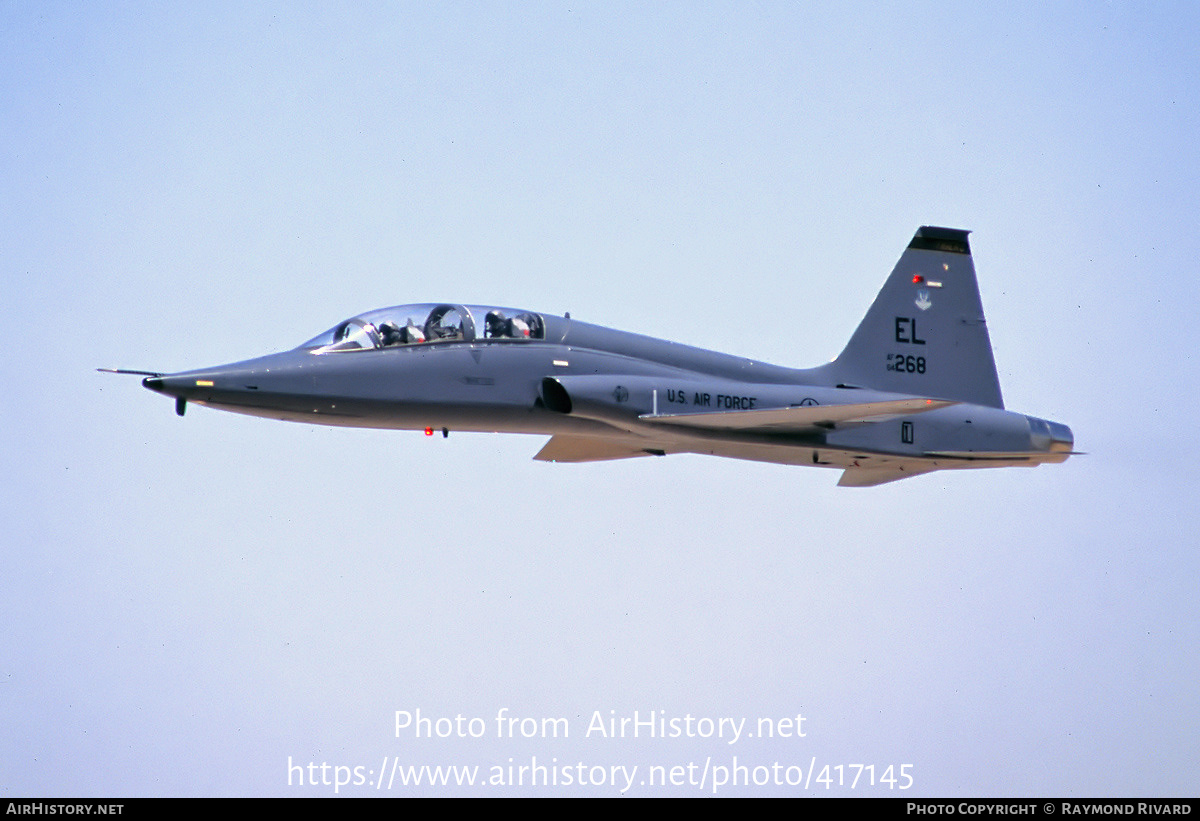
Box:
[136,351,314,417]
[142,374,202,416]
[139,352,290,400]
[141,374,205,397]
[141,366,252,418]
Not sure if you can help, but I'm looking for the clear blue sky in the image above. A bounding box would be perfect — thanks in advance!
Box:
[3,1,1198,796]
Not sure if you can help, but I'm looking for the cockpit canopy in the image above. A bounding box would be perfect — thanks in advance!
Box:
[299,303,546,353]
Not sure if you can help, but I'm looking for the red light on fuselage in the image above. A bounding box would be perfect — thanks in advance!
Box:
[424,426,433,436]
[912,274,924,284]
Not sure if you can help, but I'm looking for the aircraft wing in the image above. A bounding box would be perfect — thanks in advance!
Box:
[533,435,666,463]
[639,397,955,433]
[536,398,956,467]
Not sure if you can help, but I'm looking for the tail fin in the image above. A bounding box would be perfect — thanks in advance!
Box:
[825,226,1004,409]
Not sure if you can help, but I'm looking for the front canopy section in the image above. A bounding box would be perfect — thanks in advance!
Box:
[299,304,546,353]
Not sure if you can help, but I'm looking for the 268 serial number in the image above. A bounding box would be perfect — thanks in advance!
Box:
[886,354,926,374]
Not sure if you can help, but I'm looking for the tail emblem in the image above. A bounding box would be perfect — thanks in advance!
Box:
[915,290,932,311]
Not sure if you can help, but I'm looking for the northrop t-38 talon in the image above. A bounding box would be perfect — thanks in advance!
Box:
[104,227,1075,486]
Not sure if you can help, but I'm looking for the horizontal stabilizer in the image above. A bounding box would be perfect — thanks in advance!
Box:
[924,449,1080,465]
[534,435,663,463]
[641,397,955,433]
[838,465,936,487]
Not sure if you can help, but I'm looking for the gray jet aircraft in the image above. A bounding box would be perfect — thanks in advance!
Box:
[104,227,1074,486]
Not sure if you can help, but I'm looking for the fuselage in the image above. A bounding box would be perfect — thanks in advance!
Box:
[140,301,1072,476]
[125,225,1076,486]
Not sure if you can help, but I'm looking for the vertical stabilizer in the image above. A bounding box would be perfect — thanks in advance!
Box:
[825,226,1004,409]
